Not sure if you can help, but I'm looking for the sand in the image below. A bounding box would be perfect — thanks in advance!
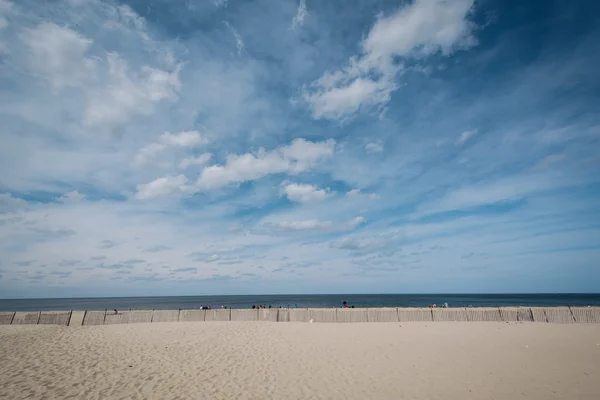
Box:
[1,322,599,400]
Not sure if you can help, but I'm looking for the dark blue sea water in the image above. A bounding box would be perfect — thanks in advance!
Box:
[0,294,599,312]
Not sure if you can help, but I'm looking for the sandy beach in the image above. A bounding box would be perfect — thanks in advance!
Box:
[1,322,599,400]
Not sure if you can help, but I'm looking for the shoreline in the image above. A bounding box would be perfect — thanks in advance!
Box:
[1,306,599,326]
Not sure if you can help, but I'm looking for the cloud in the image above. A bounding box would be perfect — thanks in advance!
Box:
[260,215,366,234]
[303,0,477,119]
[160,131,209,147]
[134,131,210,167]
[173,267,197,272]
[49,271,72,278]
[58,190,85,203]
[133,143,167,167]
[144,245,171,253]
[210,0,228,7]
[281,182,332,203]
[179,153,213,169]
[135,175,189,200]
[100,240,119,249]
[224,21,244,55]
[304,77,395,120]
[263,219,333,232]
[348,216,366,228]
[534,154,566,169]
[20,22,95,90]
[135,138,335,199]
[456,129,478,145]
[365,141,384,153]
[0,193,27,213]
[15,260,35,267]
[291,0,308,29]
[58,259,80,267]
[414,173,566,217]
[97,263,133,270]
[121,259,146,265]
[346,189,380,200]
[116,270,131,274]
[83,53,181,129]
[194,138,335,191]
[0,1,13,29]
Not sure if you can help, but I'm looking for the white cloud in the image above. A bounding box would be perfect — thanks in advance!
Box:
[279,138,336,165]
[415,173,566,217]
[179,153,213,169]
[304,77,396,120]
[365,141,384,153]
[281,182,332,203]
[83,53,181,129]
[304,0,477,119]
[135,175,189,200]
[103,4,151,42]
[266,219,333,231]
[348,216,366,227]
[134,131,210,167]
[0,0,11,29]
[160,131,208,147]
[362,0,476,60]
[259,214,366,235]
[20,22,95,90]
[0,193,26,213]
[210,0,228,7]
[329,234,391,251]
[456,129,478,145]
[58,190,85,203]
[133,143,167,167]
[136,135,334,200]
[291,0,308,29]
[346,189,380,200]
[195,138,335,191]
[534,154,566,169]
[224,21,244,55]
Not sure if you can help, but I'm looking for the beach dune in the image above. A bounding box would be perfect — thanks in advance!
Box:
[1,322,599,399]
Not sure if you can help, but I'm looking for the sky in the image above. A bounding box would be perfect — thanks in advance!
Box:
[0,0,599,298]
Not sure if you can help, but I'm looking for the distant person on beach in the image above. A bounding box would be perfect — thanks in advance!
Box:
[268,304,272,309]
[114,309,118,314]
[252,305,256,309]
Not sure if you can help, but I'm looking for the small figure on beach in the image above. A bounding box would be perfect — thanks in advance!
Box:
[252,305,256,309]
[113,309,118,315]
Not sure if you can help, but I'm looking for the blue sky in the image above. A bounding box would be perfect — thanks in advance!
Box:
[1,0,599,298]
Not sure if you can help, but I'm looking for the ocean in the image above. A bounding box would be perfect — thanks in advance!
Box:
[0,293,599,312]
